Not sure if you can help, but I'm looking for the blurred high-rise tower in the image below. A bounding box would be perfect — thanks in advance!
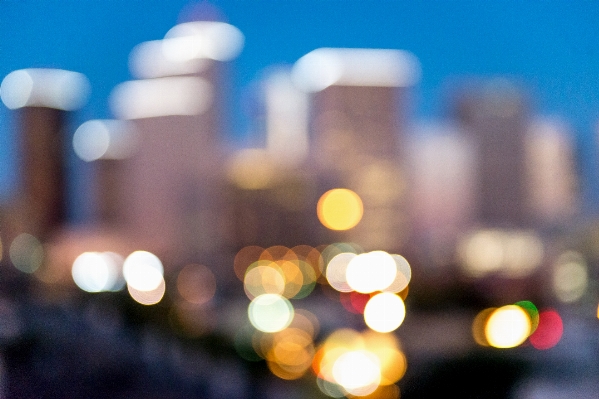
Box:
[292,48,420,251]
[453,80,530,228]
[109,20,244,266]
[0,69,90,239]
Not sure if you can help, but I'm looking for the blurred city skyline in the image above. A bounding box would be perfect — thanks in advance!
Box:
[2,1,599,211]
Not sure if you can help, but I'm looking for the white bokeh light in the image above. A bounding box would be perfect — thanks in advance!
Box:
[123,251,164,292]
[364,293,406,333]
[72,252,120,293]
[346,251,397,294]
[248,294,294,333]
[332,350,381,396]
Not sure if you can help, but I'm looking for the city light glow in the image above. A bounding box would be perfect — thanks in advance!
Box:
[326,252,356,292]
[122,251,164,292]
[363,293,406,333]
[110,76,212,119]
[484,305,531,348]
[553,251,588,303]
[332,350,381,396]
[346,251,397,294]
[383,254,411,293]
[459,229,543,278]
[71,252,121,293]
[248,294,294,333]
[128,276,165,305]
[317,188,363,230]
[244,262,286,299]
[164,21,244,62]
[292,48,420,92]
[9,233,43,274]
[227,148,276,190]
[73,120,137,162]
[529,309,563,350]
[1,68,90,110]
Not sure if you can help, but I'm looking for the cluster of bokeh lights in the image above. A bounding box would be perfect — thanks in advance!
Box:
[473,301,563,350]
[236,242,412,397]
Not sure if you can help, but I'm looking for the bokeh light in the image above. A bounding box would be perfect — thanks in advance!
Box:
[529,309,563,350]
[110,76,212,119]
[1,68,90,110]
[515,300,539,333]
[346,251,397,294]
[123,251,164,292]
[248,294,294,333]
[9,233,44,274]
[176,264,216,305]
[227,148,276,190]
[317,188,363,231]
[244,262,286,299]
[332,350,381,396]
[73,119,137,162]
[234,245,264,281]
[164,21,244,62]
[326,252,356,292]
[71,252,121,293]
[363,293,406,333]
[472,308,497,346]
[553,251,588,303]
[484,305,531,348]
[459,229,543,278]
[382,254,411,293]
[128,276,165,306]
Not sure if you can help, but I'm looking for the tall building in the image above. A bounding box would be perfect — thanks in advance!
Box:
[408,123,476,264]
[226,68,315,248]
[525,117,578,226]
[109,20,244,266]
[0,69,89,239]
[453,79,530,228]
[292,48,420,251]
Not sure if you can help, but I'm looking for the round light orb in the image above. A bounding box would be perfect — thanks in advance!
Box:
[326,252,356,292]
[317,189,363,231]
[485,305,531,348]
[332,350,381,396]
[72,252,119,293]
[364,293,406,333]
[382,254,412,293]
[123,251,164,292]
[248,294,294,333]
[346,251,397,294]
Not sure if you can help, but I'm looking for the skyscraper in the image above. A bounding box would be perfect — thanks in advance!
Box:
[292,48,420,251]
[0,69,89,239]
[453,79,530,228]
[109,20,244,265]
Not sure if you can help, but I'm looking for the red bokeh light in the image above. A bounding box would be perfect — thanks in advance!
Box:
[529,309,563,350]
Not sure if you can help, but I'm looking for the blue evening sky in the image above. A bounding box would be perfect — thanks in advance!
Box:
[1,1,599,214]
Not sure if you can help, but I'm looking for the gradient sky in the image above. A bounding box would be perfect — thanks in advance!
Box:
[2,1,599,212]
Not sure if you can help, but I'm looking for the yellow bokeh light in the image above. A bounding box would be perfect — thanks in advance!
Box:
[317,188,363,231]
[364,293,406,333]
[485,305,531,348]
[332,350,381,396]
[244,263,286,299]
[472,308,496,347]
